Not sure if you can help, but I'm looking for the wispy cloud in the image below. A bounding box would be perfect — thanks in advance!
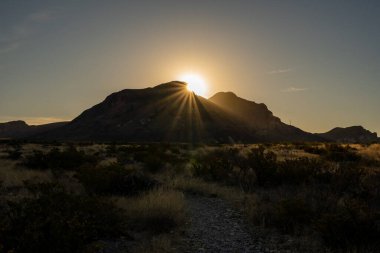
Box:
[0,42,20,54]
[0,9,57,54]
[282,87,308,93]
[268,68,294,75]
[28,10,56,22]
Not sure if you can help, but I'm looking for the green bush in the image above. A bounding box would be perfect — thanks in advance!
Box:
[77,163,157,195]
[0,184,126,253]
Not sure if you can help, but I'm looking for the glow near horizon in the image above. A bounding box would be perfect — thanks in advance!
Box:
[0,1,379,133]
[179,73,208,97]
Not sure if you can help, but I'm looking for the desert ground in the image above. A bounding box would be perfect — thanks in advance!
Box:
[1,141,379,253]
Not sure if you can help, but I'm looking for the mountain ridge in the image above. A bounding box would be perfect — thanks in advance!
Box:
[39,81,257,142]
[0,121,68,139]
[316,126,378,143]
[0,81,378,143]
[209,91,319,142]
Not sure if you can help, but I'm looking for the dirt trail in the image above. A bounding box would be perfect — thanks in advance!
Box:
[178,195,264,253]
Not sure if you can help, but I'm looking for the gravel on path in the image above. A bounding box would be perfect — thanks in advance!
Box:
[178,195,264,253]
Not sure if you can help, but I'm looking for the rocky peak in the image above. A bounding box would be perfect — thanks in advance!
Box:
[209,91,280,128]
[211,92,238,99]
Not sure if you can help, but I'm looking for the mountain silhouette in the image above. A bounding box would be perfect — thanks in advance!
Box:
[38,81,256,142]
[317,126,378,143]
[209,92,319,141]
[0,120,67,139]
[1,81,378,143]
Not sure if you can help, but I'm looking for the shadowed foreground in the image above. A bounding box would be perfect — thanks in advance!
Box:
[179,195,262,253]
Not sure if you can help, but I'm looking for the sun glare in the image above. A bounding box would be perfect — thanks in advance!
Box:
[179,73,207,96]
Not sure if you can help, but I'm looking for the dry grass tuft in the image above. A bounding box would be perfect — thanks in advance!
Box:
[133,234,174,253]
[358,144,380,161]
[0,159,52,188]
[114,188,186,234]
[171,176,244,202]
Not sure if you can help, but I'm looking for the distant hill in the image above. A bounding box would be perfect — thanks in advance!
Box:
[1,81,377,143]
[317,126,378,143]
[0,121,67,139]
[0,121,30,138]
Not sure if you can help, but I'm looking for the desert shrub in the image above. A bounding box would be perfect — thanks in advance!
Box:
[246,196,313,234]
[134,234,174,253]
[6,148,22,160]
[142,154,165,173]
[106,143,118,156]
[235,167,257,192]
[245,195,275,227]
[115,149,134,165]
[140,148,185,173]
[236,144,380,251]
[191,147,278,189]
[77,163,157,195]
[24,146,97,170]
[324,144,361,163]
[245,147,277,186]
[115,188,185,234]
[191,148,235,182]
[301,144,327,155]
[172,176,243,200]
[330,164,364,195]
[315,199,380,250]
[359,144,380,162]
[277,158,324,185]
[361,171,380,204]
[113,145,151,164]
[115,144,184,172]
[0,183,126,253]
[274,198,314,233]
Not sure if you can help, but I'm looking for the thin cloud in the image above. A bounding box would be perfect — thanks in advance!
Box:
[0,42,20,53]
[0,9,57,54]
[28,10,56,22]
[268,68,294,74]
[282,87,308,93]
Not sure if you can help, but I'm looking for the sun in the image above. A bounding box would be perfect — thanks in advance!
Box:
[178,73,207,96]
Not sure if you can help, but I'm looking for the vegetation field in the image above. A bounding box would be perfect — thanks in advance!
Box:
[0,141,379,253]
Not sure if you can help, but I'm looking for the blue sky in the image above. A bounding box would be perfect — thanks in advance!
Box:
[1,0,379,134]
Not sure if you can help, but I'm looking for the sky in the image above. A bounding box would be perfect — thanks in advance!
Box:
[0,0,379,134]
